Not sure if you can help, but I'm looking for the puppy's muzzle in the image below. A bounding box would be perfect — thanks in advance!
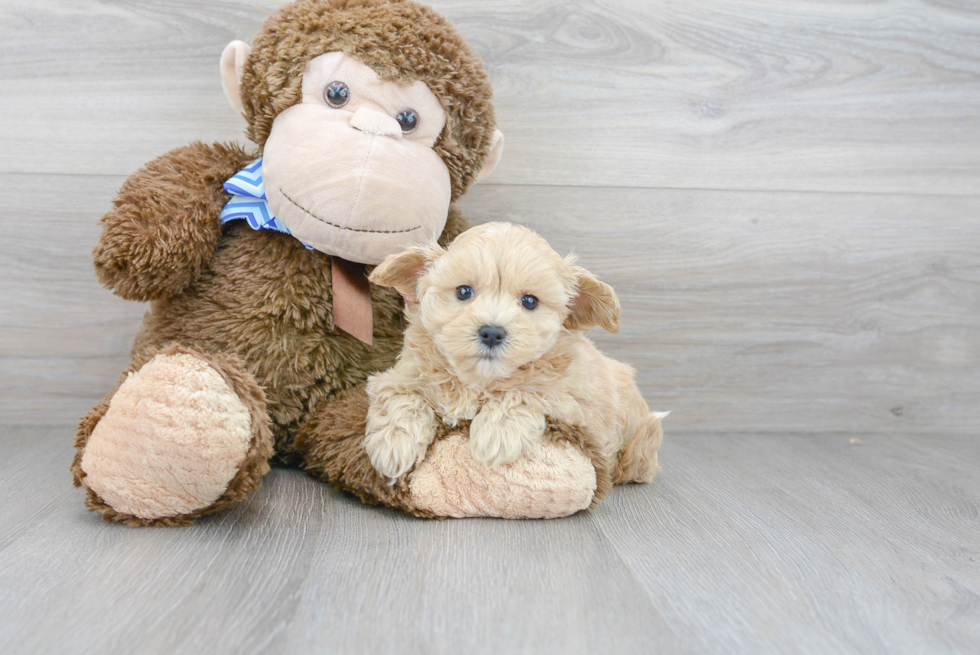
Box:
[477,325,507,350]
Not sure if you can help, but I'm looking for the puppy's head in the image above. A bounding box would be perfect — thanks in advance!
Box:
[371,222,621,385]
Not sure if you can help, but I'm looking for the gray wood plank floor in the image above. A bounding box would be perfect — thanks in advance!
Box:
[2,1,979,653]
[1,425,977,655]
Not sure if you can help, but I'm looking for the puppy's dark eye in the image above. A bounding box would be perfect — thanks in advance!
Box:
[396,109,419,133]
[456,285,474,301]
[520,294,538,310]
[324,81,350,108]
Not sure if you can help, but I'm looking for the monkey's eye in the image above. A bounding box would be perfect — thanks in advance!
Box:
[520,294,539,310]
[395,109,419,133]
[324,81,350,108]
[456,285,474,301]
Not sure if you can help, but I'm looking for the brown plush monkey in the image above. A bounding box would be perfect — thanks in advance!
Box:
[71,0,608,526]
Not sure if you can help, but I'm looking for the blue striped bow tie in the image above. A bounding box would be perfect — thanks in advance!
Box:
[219,158,313,250]
[218,158,374,345]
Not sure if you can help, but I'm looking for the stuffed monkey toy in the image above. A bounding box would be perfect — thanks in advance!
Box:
[71,0,610,526]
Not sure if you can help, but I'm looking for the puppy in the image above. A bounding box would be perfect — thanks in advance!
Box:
[364,222,665,485]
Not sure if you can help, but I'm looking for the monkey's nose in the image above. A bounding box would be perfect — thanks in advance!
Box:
[349,107,403,139]
[478,325,507,349]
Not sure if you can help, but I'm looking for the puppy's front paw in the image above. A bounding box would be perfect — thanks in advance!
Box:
[365,395,436,483]
[469,404,546,469]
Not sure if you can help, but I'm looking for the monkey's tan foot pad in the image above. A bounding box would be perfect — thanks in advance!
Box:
[80,352,254,521]
[408,435,597,519]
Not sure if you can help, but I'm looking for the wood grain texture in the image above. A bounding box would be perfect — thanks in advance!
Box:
[2,2,980,650]
[1,425,977,655]
[595,431,980,655]
[5,172,979,434]
[459,185,980,436]
[1,0,979,193]
[1,0,978,432]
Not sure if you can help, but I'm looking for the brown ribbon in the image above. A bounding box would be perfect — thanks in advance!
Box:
[331,256,373,346]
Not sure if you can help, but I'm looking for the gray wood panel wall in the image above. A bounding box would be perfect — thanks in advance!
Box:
[2,0,978,436]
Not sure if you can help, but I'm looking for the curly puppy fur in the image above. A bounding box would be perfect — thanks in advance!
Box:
[367,222,665,484]
[76,0,607,524]
[292,384,612,517]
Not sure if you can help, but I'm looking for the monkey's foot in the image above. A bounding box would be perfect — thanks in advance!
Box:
[409,435,597,519]
[75,347,273,525]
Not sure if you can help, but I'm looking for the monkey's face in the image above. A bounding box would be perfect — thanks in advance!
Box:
[260,52,453,264]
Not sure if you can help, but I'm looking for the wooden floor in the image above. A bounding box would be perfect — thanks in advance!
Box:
[0,425,977,655]
[2,0,980,653]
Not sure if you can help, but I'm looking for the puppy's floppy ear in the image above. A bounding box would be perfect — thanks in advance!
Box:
[564,267,621,333]
[369,244,443,303]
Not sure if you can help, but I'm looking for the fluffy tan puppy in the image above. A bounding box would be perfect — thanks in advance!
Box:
[365,222,665,486]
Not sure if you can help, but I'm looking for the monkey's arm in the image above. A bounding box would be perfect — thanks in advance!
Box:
[93,141,256,301]
[294,385,611,519]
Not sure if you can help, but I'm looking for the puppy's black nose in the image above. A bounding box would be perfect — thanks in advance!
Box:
[478,325,507,349]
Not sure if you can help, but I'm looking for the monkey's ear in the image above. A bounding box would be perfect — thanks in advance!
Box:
[369,245,444,303]
[220,40,252,117]
[564,267,621,334]
[475,129,505,183]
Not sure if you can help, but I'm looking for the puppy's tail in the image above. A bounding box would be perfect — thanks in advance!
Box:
[613,411,668,484]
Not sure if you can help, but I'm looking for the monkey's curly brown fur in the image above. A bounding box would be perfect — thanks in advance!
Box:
[78,136,471,523]
[75,0,603,525]
[91,142,469,453]
[241,0,496,200]
[94,142,254,302]
[72,344,275,527]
